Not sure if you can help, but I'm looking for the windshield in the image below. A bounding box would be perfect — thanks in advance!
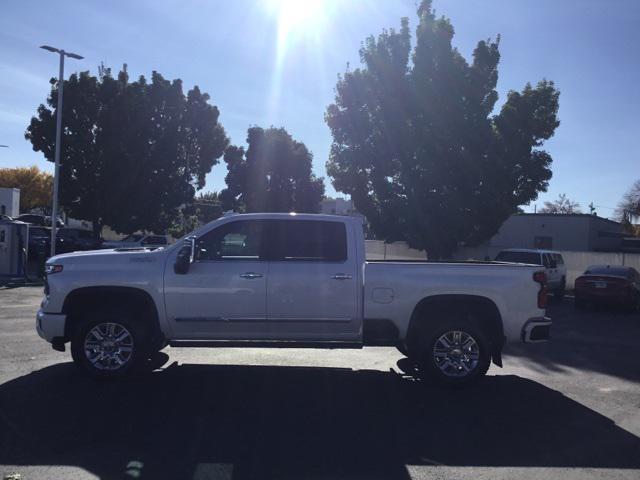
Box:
[584,266,631,277]
[495,251,542,265]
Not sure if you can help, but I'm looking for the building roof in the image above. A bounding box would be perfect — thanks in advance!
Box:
[515,213,622,227]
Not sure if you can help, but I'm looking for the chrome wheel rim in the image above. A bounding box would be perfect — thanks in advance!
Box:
[84,322,134,371]
[433,330,480,378]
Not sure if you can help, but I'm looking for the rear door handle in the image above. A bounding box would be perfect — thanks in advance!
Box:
[331,273,352,280]
[240,272,263,279]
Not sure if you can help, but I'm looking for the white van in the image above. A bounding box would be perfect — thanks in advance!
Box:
[495,248,567,297]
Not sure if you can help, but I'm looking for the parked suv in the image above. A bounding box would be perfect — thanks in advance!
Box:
[495,248,567,298]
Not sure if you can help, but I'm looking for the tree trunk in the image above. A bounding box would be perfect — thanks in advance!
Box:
[92,218,103,239]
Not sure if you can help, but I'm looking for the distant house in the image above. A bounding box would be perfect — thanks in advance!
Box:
[454,213,632,259]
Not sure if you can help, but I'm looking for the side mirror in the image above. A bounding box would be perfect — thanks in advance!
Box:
[174,238,195,274]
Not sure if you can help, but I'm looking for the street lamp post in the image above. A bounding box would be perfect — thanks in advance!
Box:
[40,45,83,257]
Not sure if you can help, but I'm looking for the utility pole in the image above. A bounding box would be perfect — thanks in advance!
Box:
[40,45,83,257]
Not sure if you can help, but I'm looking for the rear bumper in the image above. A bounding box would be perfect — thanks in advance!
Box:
[521,316,552,343]
[36,309,66,343]
[575,292,633,304]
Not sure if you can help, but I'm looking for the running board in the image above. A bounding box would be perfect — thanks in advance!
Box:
[169,340,363,349]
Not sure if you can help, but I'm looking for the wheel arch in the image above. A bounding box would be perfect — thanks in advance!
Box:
[62,286,163,346]
[405,294,505,366]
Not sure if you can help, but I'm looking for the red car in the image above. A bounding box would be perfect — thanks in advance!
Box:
[574,265,640,312]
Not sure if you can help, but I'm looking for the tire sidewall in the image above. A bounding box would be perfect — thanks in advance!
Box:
[71,310,147,379]
[417,318,491,387]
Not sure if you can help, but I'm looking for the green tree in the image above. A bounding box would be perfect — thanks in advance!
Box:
[617,180,640,220]
[325,0,560,257]
[617,180,640,234]
[169,191,224,238]
[539,193,581,214]
[26,65,228,236]
[220,127,324,213]
[0,166,52,212]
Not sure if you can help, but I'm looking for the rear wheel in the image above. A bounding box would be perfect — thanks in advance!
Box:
[71,310,148,378]
[415,315,491,387]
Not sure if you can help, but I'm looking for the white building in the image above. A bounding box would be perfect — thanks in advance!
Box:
[454,213,628,260]
[320,197,357,216]
[0,188,20,217]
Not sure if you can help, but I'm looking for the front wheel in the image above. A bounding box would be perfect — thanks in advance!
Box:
[71,311,147,378]
[417,321,490,387]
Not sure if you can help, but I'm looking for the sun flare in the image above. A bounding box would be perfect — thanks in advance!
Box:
[265,0,328,44]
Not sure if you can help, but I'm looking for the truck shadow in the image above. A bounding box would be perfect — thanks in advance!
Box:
[504,298,640,382]
[1,362,639,479]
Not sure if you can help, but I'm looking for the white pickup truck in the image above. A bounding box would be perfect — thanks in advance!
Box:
[37,213,551,385]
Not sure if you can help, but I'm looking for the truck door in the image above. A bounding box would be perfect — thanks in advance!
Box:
[265,219,360,341]
[163,220,269,339]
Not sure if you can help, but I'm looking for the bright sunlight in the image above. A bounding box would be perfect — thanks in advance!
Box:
[264,0,330,47]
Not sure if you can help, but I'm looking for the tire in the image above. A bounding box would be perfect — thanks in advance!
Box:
[415,314,491,387]
[554,283,566,301]
[70,309,149,379]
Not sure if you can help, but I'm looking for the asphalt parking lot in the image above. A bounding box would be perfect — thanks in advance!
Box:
[1,286,639,480]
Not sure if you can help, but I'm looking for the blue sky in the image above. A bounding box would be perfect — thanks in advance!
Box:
[1,0,638,219]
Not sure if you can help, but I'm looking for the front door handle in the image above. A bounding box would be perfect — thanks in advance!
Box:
[240,272,263,279]
[331,273,352,280]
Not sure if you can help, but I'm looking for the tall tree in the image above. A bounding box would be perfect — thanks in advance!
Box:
[539,193,582,214]
[325,0,560,257]
[220,127,324,213]
[617,180,640,222]
[26,65,228,235]
[0,166,52,212]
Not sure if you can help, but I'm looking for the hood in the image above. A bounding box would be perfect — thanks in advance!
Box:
[48,247,166,264]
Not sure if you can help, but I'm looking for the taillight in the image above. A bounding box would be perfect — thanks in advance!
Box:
[533,271,547,308]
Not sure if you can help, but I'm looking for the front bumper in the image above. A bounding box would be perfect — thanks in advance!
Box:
[36,309,66,343]
[521,316,552,343]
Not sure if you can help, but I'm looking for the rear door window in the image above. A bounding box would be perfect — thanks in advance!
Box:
[270,220,347,262]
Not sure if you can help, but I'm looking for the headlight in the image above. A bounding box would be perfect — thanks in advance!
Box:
[45,264,64,274]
